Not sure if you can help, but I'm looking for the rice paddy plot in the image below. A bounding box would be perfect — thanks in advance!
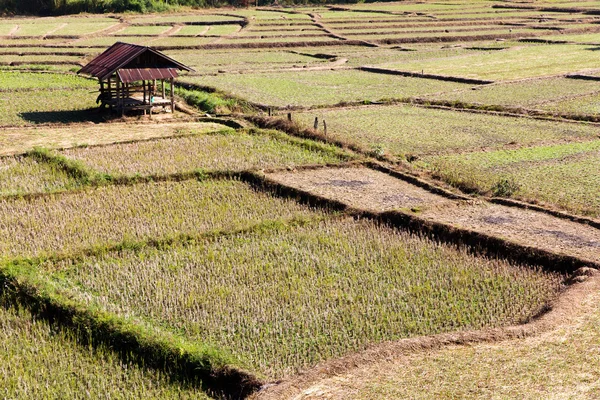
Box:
[0,302,210,399]
[0,155,81,196]
[342,46,498,67]
[217,35,337,43]
[236,29,325,37]
[0,89,98,126]
[72,36,150,47]
[0,38,68,46]
[0,55,83,65]
[51,21,119,36]
[378,44,600,80]
[540,91,600,114]
[295,104,600,157]
[181,69,470,107]
[60,129,350,177]
[148,36,217,47]
[229,10,311,20]
[421,140,600,217]
[302,290,600,399]
[10,23,65,36]
[205,24,242,36]
[175,25,209,36]
[48,217,562,379]
[169,49,329,74]
[113,25,172,36]
[0,23,18,35]
[0,178,325,257]
[0,122,228,156]
[427,77,600,110]
[171,49,328,73]
[128,14,243,24]
[0,71,95,90]
[544,32,600,43]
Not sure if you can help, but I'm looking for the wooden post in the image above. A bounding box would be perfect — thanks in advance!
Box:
[268,107,271,116]
[313,117,318,129]
[287,112,292,121]
[323,119,327,135]
[162,79,166,99]
[143,80,147,103]
[117,77,124,117]
[170,78,175,113]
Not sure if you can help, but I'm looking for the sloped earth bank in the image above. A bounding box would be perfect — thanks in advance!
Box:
[256,270,600,400]
[267,165,600,265]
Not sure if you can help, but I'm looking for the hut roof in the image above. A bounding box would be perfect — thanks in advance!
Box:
[79,42,193,82]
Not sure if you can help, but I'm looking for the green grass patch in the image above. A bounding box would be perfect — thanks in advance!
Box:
[175,86,240,113]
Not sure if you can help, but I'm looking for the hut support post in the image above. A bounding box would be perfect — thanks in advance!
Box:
[162,79,166,99]
[170,78,174,113]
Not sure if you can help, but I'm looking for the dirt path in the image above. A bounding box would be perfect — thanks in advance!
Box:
[256,270,600,399]
[267,165,600,265]
[44,23,67,37]
[8,25,19,36]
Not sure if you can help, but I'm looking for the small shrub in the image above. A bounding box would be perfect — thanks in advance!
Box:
[492,177,520,197]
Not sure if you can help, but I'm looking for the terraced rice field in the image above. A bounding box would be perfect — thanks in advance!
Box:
[1,1,600,399]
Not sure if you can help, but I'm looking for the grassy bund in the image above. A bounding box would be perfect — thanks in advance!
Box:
[1,1,600,398]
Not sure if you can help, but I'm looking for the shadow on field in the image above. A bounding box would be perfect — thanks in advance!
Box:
[20,109,114,125]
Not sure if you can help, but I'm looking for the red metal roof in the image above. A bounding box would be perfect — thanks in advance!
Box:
[79,42,192,81]
[117,68,179,83]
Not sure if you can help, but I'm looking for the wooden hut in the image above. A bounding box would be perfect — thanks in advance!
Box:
[79,42,193,116]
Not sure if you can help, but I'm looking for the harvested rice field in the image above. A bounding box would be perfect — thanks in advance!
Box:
[0,179,326,257]
[43,217,562,378]
[0,1,599,399]
[295,104,600,157]
[60,129,351,177]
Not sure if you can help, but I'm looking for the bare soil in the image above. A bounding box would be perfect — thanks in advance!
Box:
[267,166,455,211]
[421,202,600,264]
